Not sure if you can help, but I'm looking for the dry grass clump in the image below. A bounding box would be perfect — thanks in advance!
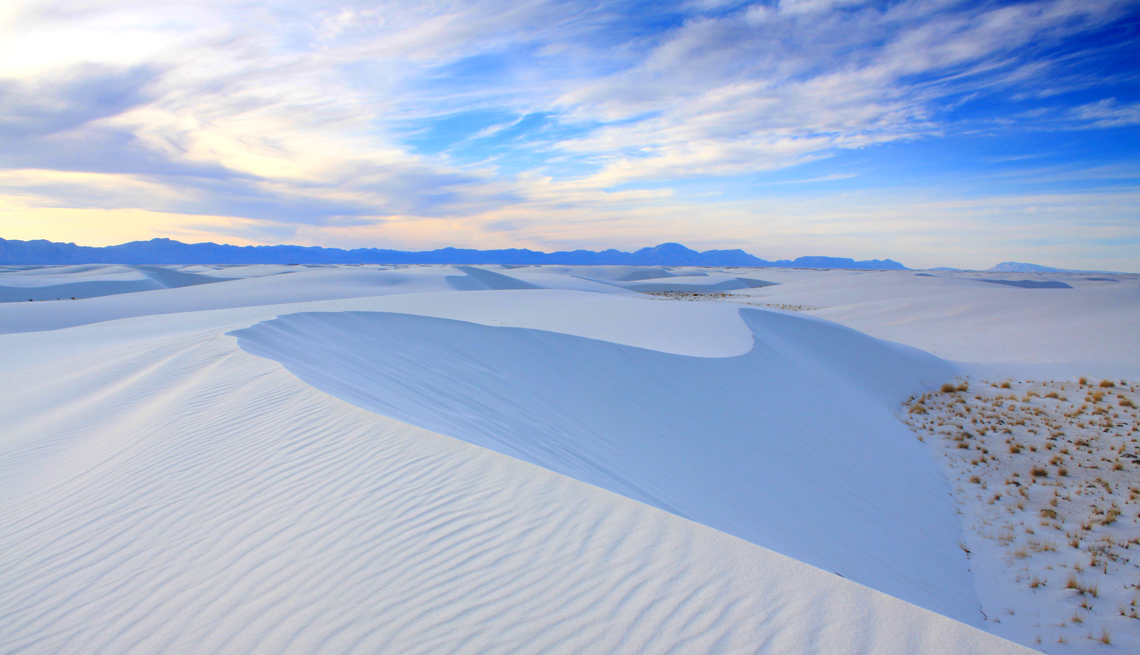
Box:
[1102,505,1121,525]
[1099,379,1116,388]
[1065,575,1100,597]
[902,375,1140,646]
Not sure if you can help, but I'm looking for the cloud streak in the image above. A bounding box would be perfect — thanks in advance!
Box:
[0,0,1137,268]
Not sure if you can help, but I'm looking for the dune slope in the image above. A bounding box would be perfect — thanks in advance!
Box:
[232,307,976,623]
[0,326,1028,654]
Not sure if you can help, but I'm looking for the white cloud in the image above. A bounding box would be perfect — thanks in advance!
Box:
[0,0,1136,270]
[551,0,1135,185]
[1071,98,1140,128]
[777,0,869,16]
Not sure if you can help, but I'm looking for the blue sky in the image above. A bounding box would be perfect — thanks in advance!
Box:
[0,0,1138,269]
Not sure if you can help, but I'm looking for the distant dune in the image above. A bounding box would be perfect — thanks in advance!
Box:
[6,263,1137,653]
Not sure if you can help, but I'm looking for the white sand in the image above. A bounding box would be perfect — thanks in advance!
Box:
[904,377,1140,652]
[4,263,1116,653]
[230,308,972,622]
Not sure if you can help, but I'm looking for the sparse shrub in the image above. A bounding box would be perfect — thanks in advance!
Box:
[1040,508,1058,519]
[969,475,981,484]
[1064,576,1099,598]
[1000,381,1012,389]
[1031,467,1048,478]
[1079,377,1088,386]
[1103,506,1121,525]
[1099,379,1115,388]
[956,382,969,392]
[941,383,957,393]
[1010,443,1022,454]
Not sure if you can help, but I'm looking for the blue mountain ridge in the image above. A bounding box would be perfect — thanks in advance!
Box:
[0,238,907,269]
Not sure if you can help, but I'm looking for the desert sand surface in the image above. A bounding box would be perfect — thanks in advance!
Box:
[4,263,1135,653]
[904,377,1139,649]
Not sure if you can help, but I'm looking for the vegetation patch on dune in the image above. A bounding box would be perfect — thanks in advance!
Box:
[904,377,1140,650]
[646,291,816,312]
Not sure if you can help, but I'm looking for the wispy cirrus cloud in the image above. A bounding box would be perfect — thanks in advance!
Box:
[554,0,1138,184]
[0,0,1137,269]
[1071,98,1140,128]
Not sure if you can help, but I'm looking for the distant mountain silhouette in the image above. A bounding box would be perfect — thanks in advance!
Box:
[987,261,1063,273]
[0,237,908,269]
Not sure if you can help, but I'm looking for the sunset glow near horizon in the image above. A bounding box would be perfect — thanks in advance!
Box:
[1,0,1138,270]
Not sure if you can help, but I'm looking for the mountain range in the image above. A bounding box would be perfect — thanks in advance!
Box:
[0,238,908,269]
[986,262,1064,273]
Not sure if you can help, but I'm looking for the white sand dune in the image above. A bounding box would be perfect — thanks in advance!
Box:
[1,263,1095,653]
[728,269,1140,375]
[579,274,773,293]
[446,265,542,290]
[0,321,1026,654]
[0,266,456,334]
[231,308,973,622]
[0,264,233,302]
